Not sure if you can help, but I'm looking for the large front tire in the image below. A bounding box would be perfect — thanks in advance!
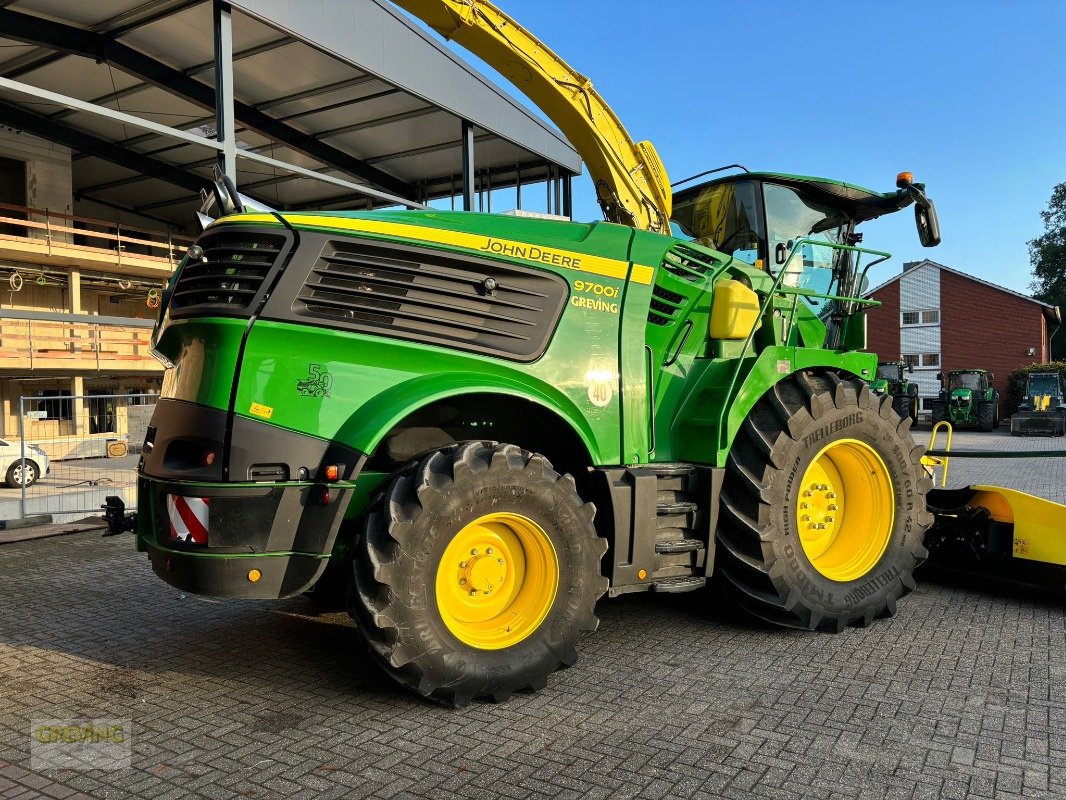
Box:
[715,372,932,631]
[350,442,607,705]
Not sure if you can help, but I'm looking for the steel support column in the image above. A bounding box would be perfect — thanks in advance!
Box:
[213,1,237,181]
[461,119,475,212]
[562,172,573,219]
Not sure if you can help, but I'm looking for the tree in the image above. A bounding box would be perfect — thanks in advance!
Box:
[1029,182,1066,360]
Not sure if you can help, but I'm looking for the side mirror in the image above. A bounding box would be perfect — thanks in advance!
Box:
[915,199,941,247]
[908,363,914,374]
[988,372,994,381]
[936,372,943,382]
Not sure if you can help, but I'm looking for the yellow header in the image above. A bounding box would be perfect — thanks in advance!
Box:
[216,213,654,285]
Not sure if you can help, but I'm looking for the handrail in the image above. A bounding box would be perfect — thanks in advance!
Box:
[926,421,954,487]
[0,308,155,327]
[0,200,194,242]
[714,237,892,452]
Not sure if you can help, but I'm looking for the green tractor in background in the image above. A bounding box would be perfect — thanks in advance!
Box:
[930,369,1000,431]
[1011,371,1066,436]
[870,360,920,427]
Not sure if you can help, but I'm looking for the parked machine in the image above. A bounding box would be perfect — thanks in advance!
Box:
[124,0,1063,704]
[930,369,999,431]
[870,360,920,427]
[1011,371,1066,436]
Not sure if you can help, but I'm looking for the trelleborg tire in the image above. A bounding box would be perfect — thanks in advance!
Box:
[715,371,933,631]
[349,442,608,705]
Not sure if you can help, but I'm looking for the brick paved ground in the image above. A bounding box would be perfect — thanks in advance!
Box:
[1,431,1063,799]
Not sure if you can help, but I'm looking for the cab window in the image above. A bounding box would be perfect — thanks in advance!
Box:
[670,180,764,266]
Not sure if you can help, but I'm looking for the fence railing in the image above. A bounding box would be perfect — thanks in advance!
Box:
[0,310,156,372]
[7,393,155,521]
[0,200,194,268]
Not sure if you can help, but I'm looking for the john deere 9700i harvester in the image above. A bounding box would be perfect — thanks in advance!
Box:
[134,0,955,704]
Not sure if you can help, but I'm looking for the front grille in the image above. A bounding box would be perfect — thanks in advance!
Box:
[169,229,287,317]
[291,239,568,362]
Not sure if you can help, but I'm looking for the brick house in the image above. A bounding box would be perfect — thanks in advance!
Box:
[866,259,1061,417]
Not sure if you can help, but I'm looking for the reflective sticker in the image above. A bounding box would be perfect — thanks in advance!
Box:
[167,495,209,544]
[777,360,791,375]
[249,402,274,419]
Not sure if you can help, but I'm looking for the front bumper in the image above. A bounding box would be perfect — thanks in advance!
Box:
[137,478,354,599]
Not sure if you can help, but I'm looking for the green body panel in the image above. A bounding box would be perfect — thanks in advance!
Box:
[235,318,619,464]
[155,317,249,410]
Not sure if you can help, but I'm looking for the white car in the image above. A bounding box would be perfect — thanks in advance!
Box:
[0,438,51,488]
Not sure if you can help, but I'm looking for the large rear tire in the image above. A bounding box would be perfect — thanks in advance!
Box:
[930,401,948,427]
[715,372,932,631]
[349,442,607,705]
[978,401,995,432]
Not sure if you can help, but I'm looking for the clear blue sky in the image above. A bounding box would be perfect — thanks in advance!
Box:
[422,0,1066,295]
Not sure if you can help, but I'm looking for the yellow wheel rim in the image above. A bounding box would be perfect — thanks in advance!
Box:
[796,438,895,583]
[434,512,559,650]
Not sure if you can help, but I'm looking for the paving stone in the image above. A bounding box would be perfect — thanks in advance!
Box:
[0,429,1063,799]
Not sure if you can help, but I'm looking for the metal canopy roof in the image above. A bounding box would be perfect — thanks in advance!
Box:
[0,0,581,231]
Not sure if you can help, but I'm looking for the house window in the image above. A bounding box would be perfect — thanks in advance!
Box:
[922,398,938,410]
[127,390,158,406]
[901,309,939,326]
[37,390,73,421]
[922,353,940,367]
[902,354,921,368]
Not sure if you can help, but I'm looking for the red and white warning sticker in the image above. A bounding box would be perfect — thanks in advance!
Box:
[166,495,210,544]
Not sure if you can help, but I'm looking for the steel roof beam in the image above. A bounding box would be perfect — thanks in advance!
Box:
[0,0,201,79]
[0,8,415,199]
[0,99,208,194]
[51,36,293,123]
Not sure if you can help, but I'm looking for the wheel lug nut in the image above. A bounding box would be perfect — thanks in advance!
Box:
[497,558,504,566]
[828,504,838,511]
[486,547,494,555]
[801,514,811,522]
[469,589,477,596]
[800,502,809,509]
[459,578,467,585]
[802,490,813,497]
[826,516,835,523]
[470,548,478,556]
[826,492,836,499]
[460,561,468,568]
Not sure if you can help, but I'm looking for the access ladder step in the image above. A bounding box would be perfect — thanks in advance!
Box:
[652,576,706,593]
[654,537,704,555]
[657,500,698,515]
[631,463,696,478]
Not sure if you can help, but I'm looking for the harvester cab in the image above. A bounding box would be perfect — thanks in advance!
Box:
[670,171,939,349]
[869,360,920,426]
[931,368,1000,431]
[1011,372,1066,436]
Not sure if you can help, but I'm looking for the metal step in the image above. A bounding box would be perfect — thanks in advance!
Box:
[655,537,704,555]
[631,462,696,478]
[652,576,706,593]
[657,500,698,515]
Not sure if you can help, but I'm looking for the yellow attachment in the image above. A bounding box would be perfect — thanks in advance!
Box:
[1034,395,1052,412]
[434,512,559,650]
[969,486,1066,566]
[710,279,760,340]
[925,421,954,487]
[797,439,895,582]
[391,0,672,233]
